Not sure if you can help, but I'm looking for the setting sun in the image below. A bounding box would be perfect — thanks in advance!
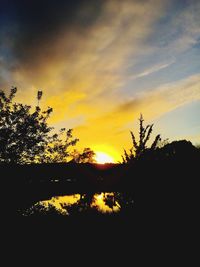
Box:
[95,151,114,164]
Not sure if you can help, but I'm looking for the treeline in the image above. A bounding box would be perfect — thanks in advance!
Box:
[1,87,199,166]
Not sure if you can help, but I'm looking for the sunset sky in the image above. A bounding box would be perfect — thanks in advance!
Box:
[0,0,200,161]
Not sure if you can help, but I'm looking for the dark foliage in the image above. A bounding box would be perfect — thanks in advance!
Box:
[0,87,94,164]
[122,114,161,163]
[70,147,96,163]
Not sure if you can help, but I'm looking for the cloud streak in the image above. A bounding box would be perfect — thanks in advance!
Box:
[130,59,175,80]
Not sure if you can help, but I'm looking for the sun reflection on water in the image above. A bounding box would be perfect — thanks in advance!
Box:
[39,194,81,215]
[24,192,121,216]
[92,193,120,213]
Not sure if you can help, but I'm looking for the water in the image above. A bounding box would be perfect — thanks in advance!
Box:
[21,192,134,216]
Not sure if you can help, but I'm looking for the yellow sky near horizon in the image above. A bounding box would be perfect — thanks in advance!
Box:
[1,0,200,162]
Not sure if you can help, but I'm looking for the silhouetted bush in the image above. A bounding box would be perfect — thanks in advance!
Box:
[122,114,161,163]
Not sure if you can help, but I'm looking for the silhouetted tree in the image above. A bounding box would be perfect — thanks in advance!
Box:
[37,90,43,106]
[156,139,199,161]
[70,148,96,163]
[122,114,161,163]
[0,87,94,164]
[193,143,200,153]
[103,193,118,210]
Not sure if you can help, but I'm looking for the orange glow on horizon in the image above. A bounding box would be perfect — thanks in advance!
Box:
[92,144,120,163]
[94,151,115,163]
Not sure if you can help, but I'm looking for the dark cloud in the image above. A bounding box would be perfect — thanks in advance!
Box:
[116,98,141,113]
[0,0,105,67]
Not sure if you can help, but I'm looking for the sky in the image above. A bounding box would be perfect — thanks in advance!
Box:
[0,0,200,161]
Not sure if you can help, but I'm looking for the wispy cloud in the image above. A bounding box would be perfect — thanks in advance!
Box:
[0,0,199,156]
[116,73,200,120]
[130,59,175,80]
[152,1,200,55]
[75,73,200,156]
[1,0,167,121]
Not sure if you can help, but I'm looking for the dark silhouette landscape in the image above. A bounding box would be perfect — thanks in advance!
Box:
[1,1,200,262]
[1,89,199,232]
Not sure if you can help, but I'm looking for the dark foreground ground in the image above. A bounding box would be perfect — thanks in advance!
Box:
[1,150,199,262]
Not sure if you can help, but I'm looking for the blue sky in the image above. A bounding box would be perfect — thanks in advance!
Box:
[0,0,200,159]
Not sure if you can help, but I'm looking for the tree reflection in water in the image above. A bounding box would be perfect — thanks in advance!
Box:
[21,192,134,216]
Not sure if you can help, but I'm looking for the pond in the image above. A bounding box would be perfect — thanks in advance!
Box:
[20,192,134,216]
